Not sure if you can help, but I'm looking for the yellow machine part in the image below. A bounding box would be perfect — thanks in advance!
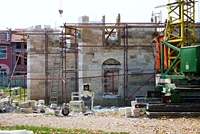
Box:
[165,0,196,73]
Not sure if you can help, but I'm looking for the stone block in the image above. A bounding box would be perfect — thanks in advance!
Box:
[38,100,45,105]
[0,89,4,96]
[14,109,21,113]
[27,26,34,31]
[44,25,51,29]
[28,100,35,108]
[50,103,57,109]
[32,105,38,111]
[0,102,4,110]
[21,108,33,113]
[35,25,42,30]
[37,104,45,112]
[18,101,30,108]
[0,97,10,104]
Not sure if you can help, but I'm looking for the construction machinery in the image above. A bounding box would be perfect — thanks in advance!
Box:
[51,83,94,116]
[69,83,94,113]
[140,0,200,117]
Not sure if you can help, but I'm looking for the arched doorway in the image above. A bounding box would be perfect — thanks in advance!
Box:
[102,58,121,96]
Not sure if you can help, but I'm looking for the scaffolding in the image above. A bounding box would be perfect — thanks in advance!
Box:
[8,16,199,105]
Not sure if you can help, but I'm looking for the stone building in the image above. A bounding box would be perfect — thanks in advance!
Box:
[26,17,157,106]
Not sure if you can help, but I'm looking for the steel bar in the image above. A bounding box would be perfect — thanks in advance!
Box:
[125,24,129,105]
[75,29,78,92]
[126,74,155,101]
[44,31,49,103]
[123,26,126,106]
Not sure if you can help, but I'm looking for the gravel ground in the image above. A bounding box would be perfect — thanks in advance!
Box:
[0,112,200,134]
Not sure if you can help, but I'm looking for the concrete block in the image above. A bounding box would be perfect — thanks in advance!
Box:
[132,108,140,118]
[118,107,126,116]
[125,107,132,118]
[131,101,137,108]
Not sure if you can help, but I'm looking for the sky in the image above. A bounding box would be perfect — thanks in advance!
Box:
[0,0,200,30]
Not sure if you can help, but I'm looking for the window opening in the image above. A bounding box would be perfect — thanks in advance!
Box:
[0,47,6,59]
[16,42,21,49]
[103,70,119,95]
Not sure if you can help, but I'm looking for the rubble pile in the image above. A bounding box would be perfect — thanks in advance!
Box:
[0,95,47,114]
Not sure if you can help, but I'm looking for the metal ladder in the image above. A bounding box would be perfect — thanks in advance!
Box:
[49,50,62,104]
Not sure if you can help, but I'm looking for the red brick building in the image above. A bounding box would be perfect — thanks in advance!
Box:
[11,29,27,75]
[0,30,11,75]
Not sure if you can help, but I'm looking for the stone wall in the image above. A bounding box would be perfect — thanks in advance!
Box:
[77,27,155,106]
[27,27,60,100]
[27,25,156,106]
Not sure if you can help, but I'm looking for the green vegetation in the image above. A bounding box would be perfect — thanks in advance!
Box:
[0,125,128,134]
[0,86,27,101]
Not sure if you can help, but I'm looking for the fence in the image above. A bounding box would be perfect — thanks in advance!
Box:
[0,75,27,87]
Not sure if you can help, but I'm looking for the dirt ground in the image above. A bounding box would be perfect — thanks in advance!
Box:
[0,112,200,134]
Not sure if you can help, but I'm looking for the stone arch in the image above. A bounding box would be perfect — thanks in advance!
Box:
[102,58,121,65]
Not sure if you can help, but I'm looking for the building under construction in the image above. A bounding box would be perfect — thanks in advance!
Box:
[1,0,200,107]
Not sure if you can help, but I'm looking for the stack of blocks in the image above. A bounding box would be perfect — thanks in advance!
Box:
[131,101,140,118]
